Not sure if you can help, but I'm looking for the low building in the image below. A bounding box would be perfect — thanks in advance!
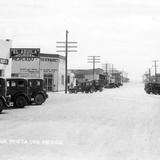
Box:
[70,68,105,83]
[40,54,65,92]
[0,39,12,77]
[11,49,65,92]
[111,71,123,84]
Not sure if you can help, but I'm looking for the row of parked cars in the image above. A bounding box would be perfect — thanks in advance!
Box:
[104,82,123,88]
[68,80,123,94]
[144,82,160,95]
[0,78,48,113]
[68,80,104,93]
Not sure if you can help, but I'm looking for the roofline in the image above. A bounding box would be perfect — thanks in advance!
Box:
[40,53,65,60]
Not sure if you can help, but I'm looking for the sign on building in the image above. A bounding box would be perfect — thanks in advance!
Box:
[11,48,40,78]
[0,58,8,65]
[10,48,40,59]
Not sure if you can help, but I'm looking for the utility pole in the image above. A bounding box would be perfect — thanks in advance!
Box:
[152,60,159,82]
[102,63,111,82]
[56,30,77,93]
[88,56,100,81]
[102,63,110,75]
[148,68,151,82]
[111,64,114,75]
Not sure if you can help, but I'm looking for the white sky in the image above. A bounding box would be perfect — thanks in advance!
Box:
[0,0,160,81]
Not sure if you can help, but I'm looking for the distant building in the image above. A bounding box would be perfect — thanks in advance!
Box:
[111,71,123,84]
[69,68,105,83]
[0,39,12,77]
[11,50,65,92]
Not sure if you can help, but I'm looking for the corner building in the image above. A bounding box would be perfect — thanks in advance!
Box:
[11,52,65,92]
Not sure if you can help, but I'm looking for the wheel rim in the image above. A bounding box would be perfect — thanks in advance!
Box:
[16,96,26,108]
[35,94,44,105]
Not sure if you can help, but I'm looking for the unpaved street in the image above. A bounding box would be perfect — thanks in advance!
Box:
[0,82,160,160]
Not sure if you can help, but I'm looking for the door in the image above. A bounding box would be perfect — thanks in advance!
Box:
[44,74,53,92]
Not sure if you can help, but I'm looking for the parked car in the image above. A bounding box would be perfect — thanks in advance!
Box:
[93,80,104,92]
[68,85,80,93]
[27,78,48,105]
[144,82,160,94]
[80,81,95,93]
[0,78,48,109]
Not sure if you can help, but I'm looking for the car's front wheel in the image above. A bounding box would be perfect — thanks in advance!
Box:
[35,94,45,105]
[15,96,27,108]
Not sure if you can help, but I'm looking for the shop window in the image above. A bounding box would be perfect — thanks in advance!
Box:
[61,75,64,85]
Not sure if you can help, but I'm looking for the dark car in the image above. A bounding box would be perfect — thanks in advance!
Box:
[93,80,104,92]
[0,78,10,112]
[0,78,29,108]
[80,81,95,93]
[27,78,48,105]
[0,78,48,109]
[68,85,80,93]
[144,82,160,94]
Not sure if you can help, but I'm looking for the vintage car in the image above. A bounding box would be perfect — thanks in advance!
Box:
[92,80,104,92]
[144,82,160,95]
[0,78,48,110]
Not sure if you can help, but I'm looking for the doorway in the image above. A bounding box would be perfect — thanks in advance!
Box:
[44,74,54,92]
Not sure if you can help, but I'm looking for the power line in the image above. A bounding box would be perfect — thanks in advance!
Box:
[56,30,78,93]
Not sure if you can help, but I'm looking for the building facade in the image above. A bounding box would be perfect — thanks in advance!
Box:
[39,54,65,92]
[0,39,12,77]
[11,50,65,92]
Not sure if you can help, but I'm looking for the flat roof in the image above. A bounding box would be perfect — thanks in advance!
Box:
[40,53,65,60]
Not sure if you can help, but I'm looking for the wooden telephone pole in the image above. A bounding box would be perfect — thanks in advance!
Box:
[88,56,100,81]
[56,30,77,93]
[152,60,159,82]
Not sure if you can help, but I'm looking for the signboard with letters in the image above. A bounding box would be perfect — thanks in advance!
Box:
[0,58,9,65]
[10,48,40,58]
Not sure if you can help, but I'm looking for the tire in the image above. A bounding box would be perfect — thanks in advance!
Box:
[15,96,27,108]
[74,90,78,94]
[35,94,45,105]
[146,91,150,94]
[90,88,94,93]
[99,88,103,92]
[0,99,4,112]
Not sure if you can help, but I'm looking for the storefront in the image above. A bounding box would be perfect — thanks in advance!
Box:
[11,49,65,92]
[39,53,65,92]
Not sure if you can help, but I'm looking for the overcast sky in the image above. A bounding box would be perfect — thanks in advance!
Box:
[0,0,160,81]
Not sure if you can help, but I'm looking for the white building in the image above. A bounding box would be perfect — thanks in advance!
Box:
[11,50,65,92]
[0,39,12,77]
